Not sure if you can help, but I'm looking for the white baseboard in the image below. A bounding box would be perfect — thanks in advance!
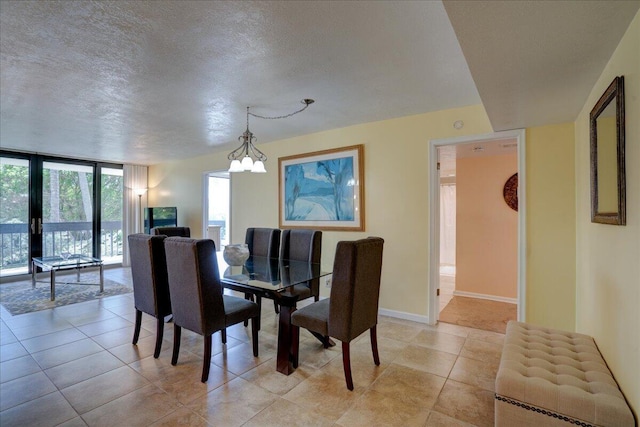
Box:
[378,308,433,325]
[452,290,517,304]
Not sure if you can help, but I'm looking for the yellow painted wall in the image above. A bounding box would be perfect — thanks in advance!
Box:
[149,105,578,331]
[575,11,640,414]
[456,154,518,299]
[525,123,576,330]
[150,104,494,316]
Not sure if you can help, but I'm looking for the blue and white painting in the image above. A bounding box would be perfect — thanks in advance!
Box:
[284,156,355,221]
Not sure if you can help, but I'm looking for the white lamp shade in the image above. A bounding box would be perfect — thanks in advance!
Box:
[229,160,243,172]
[241,155,254,170]
[251,160,266,173]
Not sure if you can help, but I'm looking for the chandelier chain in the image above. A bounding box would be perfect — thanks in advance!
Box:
[228,99,314,172]
[248,99,314,120]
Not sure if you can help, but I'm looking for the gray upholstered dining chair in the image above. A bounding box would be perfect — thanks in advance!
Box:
[127,233,172,359]
[278,229,322,305]
[245,227,281,257]
[291,237,384,390]
[244,227,282,314]
[151,226,191,237]
[163,237,259,382]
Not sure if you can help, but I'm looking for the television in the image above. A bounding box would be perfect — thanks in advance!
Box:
[144,207,177,234]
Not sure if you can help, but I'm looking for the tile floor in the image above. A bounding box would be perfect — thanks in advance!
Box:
[0,268,503,427]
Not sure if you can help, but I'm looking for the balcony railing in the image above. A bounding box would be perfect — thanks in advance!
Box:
[0,221,122,274]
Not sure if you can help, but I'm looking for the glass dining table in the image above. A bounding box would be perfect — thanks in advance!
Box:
[216,252,331,375]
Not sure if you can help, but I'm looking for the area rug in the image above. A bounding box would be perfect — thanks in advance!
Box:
[0,273,132,315]
[439,296,516,334]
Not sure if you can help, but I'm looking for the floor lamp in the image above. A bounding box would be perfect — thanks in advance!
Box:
[134,188,147,233]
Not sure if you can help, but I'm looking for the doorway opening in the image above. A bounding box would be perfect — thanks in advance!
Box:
[428,130,526,330]
[203,172,230,250]
[438,176,456,312]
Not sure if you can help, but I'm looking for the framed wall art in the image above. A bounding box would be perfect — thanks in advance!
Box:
[279,145,364,231]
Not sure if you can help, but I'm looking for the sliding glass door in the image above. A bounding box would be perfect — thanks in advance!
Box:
[0,152,123,277]
[42,161,95,258]
[101,167,123,264]
[0,155,31,276]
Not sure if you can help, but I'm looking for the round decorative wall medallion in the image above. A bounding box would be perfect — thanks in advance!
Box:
[503,173,518,211]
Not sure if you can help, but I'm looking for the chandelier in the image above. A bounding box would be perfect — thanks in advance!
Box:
[228,99,314,173]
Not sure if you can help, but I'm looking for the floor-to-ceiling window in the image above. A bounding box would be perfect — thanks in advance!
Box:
[0,152,123,277]
[100,167,123,265]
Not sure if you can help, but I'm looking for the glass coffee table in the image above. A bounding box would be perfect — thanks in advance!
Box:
[32,255,104,301]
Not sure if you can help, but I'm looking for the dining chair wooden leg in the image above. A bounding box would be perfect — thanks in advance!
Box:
[291,325,300,368]
[244,293,253,326]
[132,310,142,345]
[202,334,212,382]
[251,317,259,357]
[273,299,279,314]
[246,296,263,330]
[370,325,380,366]
[153,317,164,358]
[221,328,227,344]
[171,325,182,366]
[342,342,354,391]
[256,296,262,331]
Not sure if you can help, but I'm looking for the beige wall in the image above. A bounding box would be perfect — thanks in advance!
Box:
[575,11,639,414]
[456,154,518,299]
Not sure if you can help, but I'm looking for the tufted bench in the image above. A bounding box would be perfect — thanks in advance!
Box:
[495,321,634,427]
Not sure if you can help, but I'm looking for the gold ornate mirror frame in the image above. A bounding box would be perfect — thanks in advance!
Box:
[590,76,625,225]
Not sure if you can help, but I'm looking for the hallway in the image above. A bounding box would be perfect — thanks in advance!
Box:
[438,270,516,334]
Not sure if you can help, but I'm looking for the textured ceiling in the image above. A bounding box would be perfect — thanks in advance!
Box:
[0,0,479,164]
[1,1,637,165]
